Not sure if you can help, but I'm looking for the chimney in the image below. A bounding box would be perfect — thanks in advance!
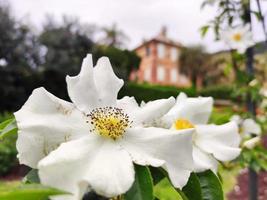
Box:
[159,26,167,38]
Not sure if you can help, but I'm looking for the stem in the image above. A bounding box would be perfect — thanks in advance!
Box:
[243,1,258,200]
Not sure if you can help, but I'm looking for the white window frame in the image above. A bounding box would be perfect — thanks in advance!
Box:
[144,67,151,82]
[157,43,165,58]
[157,65,165,82]
[171,47,178,61]
[170,68,178,83]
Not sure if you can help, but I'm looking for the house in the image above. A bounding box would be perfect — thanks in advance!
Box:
[130,27,191,87]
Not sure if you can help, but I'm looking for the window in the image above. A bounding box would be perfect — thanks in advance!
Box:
[170,68,178,83]
[157,65,165,81]
[171,47,178,61]
[144,67,151,81]
[157,43,165,58]
[145,46,150,56]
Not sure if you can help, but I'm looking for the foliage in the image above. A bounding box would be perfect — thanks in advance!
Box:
[39,17,95,75]
[0,183,68,200]
[124,165,153,200]
[100,23,129,48]
[179,45,211,87]
[93,46,140,81]
[118,82,196,103]
[0,3,41,71]
[199,85,235,100]
[209,107,235,125]
[240,146,267,172]
[0,117,17,175]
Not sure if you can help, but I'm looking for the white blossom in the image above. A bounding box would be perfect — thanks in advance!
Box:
[148,92,241,173]
[221,24,254,53]
[15,55,195,199]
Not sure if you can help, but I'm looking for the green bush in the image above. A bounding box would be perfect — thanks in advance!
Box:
[0,133,17,176]
[0,114,18,176]
[118,83,235,103]
[198,85,234,100]
[118,82,196,103]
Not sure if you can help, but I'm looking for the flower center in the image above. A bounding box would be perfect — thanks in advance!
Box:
[87,107,131,140]
[173,119,195,130]
[232,33,242,42]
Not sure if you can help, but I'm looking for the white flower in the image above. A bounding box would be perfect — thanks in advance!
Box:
[230,115,261,137]
[242,119,261,136]
[221,24,254,54]
[243,136,261,149]
[15,54,195,199]
[152,92,241,173]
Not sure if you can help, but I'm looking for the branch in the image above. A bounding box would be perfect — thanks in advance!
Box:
[256,0,267,45]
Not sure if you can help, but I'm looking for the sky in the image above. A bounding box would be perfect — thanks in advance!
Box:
[6,0,267,52]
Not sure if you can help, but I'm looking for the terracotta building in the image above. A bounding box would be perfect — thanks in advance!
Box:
[130,27,191,87]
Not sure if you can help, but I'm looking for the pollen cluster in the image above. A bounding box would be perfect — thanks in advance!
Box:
[173,118,195,130]
[232,33,242,42]
[87,107,132,140]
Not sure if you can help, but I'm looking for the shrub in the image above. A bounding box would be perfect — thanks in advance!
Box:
[0,132,17,176]
[198,85,234,100]
[0,114,18,176]
[118,82,196,103]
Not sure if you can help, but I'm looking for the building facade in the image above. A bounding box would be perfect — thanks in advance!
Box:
[130,27,191,87]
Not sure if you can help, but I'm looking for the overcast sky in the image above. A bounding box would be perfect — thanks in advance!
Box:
[6,0,267,52]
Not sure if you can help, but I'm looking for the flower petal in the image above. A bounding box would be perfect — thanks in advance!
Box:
[230,115,242,124]
[38,135,134,198]
[121,127,194,188]
[193,146,218,173]
[132,97,175,126]
[66,54,99,113]
[116,96,139,114]
[14,87,89,168]
[66,55,124,113]
[93,57,124,106]
[243,136,261,149]
[162,93,213,127]
[195,122,241,162]
[242,118,261,136]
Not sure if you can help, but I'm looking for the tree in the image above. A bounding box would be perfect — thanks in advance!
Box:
[100,23,129,48]
[39,16,95,75]
[0,3,41,72]
[179,45,211,88]
[93,45,140,81]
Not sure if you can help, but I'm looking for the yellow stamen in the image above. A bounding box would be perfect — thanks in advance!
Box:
[173,119,194,130]
[232,33,242,42]
[87,107,132,140]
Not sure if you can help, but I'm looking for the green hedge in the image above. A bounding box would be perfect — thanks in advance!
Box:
[118,82,234,103]
[118,82,196,103]
[198,85,234,100]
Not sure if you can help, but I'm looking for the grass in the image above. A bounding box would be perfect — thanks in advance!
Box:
[0,180,20,190]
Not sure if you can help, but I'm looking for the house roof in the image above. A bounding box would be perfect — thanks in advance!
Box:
[134,26,183,51]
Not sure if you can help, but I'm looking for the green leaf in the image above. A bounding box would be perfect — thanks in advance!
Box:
[0,118,17,141]
[197,170,224,200]
[23,169,40,184]
[154,178,184,200]
[124,165,153,200]
[200,25,210,37]
[0,184,68,200]
[149,167,166,185]
[182,172,203,200]
[175,188,189,200]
